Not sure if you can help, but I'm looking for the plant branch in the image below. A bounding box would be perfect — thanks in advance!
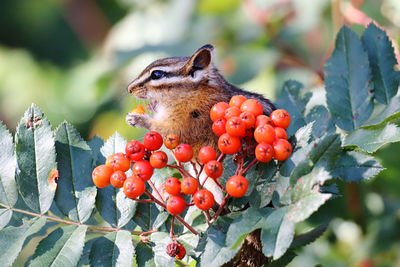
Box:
[210,194,230,223]
[0,203,144,235]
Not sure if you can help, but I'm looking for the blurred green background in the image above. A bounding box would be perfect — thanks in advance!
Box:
[1,0,399,266]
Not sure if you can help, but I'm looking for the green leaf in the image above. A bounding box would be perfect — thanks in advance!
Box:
[15,104,57,214]
[260,207,295,260]
[332,150,384,182]
[55,122,97,223]
[343,123,400,153]
[200,216,239,267]
[226,207,273,248]
[89,230,135,267]
[290,222,329,249]
[324,26,374,132]
[150,232,175,267]
[267,251,297,267]
[275,80,311,136]
[0,209,12,230]
[248,162,278,208]
[133,202,168,232]
[96,133,137,228]
[305,105,336,139]
[284,169,332,223]
[136,242,155,267]
[363,96,400,127]
[0,217,46,267]
[29,225,87,266]
[361,23,400,104]
[0,122,18,207]
[88,136,105,166]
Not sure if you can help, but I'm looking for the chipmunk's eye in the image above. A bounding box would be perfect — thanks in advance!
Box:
[150,70,166,80]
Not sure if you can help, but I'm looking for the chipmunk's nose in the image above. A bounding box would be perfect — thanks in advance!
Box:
[127,81,137,94]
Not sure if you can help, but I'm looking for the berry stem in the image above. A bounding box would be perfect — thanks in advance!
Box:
[197,164,204,180]
[190,161,199,177]
[0,203,144,235]
[217,153,225,162]
[166,164,193,179]
[210,194,230,223]
[170,216,177,242]
[147,180,165,202]
[144,190,199,235]
[242,158,258,175]
[133,199,153,203]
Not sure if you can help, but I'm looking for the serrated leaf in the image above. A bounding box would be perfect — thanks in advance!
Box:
[88,136,105,166]
[361,23,400,104]
[0,209,12,230]
[55,122,97,223]
[284,169,332,223]
[200,216,239,267]
[267,251,297,267]
[226,207,273,248]
[136,242,155,267]
[332,150,384,182]
[96,133,137,228]
[363,96,400,127]
[248,162,278,208]
[260,207,294,260]
[275,80,311,136]
[15,105,57,214]
[324,26,374,131]
[0,217,46,267]
[133,202,167,232]
[290,223,329,249]
[77,237,97,267]
[89,230,135,267]
[0,122,18,207]
[29,225,87,266]
[344,123,400,153]
[150,232,175,267]
[305,105,336,139]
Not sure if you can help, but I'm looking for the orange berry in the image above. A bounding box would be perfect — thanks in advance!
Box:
[229,95,247,108]
[130,105,146,114]
[92,165,113,188]
[240,99,263,117]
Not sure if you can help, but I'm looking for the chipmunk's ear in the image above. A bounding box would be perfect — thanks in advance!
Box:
[185,44,214,76]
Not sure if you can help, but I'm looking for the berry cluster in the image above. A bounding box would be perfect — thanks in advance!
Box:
[92,95,293,260]
[211,95,292,162]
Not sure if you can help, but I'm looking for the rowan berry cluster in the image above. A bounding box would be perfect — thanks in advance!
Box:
[91,95,292,260]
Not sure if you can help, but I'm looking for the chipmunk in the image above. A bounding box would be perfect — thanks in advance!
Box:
[126,44,275,154]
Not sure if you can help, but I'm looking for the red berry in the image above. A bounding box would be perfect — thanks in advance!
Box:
[167,196,186,215]
[240,99,263,117]
[212,118,227,136]
[229,95,247,108]
[110,170,127,188]
[255,115,273,128]
[274,127,288,140]
[239,111,256,129]
[106,153,131,172]
[270,109,291,129]
[204,160,223,179]
[165,177,181,196]
[92,165,113,188]
[132,160,154,181]
[175,244,186,260]
[143,131,163,151]
[226,116,246,137]
[174,144,193,162]
[198,146,217,164]
[218,133,241,155]
[255,142,274,162]
[226,175,248,197]
[125,140,145,161]
[254,124,276,144]
[123,176,145,199]
[210,102,229,122]
[181,177,198,195]
[193,189,215,210]
[273,139,292,161]
[149,151,168,169]
[164,134,180,149]
[224,106,241,120]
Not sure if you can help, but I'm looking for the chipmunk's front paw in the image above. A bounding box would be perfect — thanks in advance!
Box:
[126,113,150,129]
